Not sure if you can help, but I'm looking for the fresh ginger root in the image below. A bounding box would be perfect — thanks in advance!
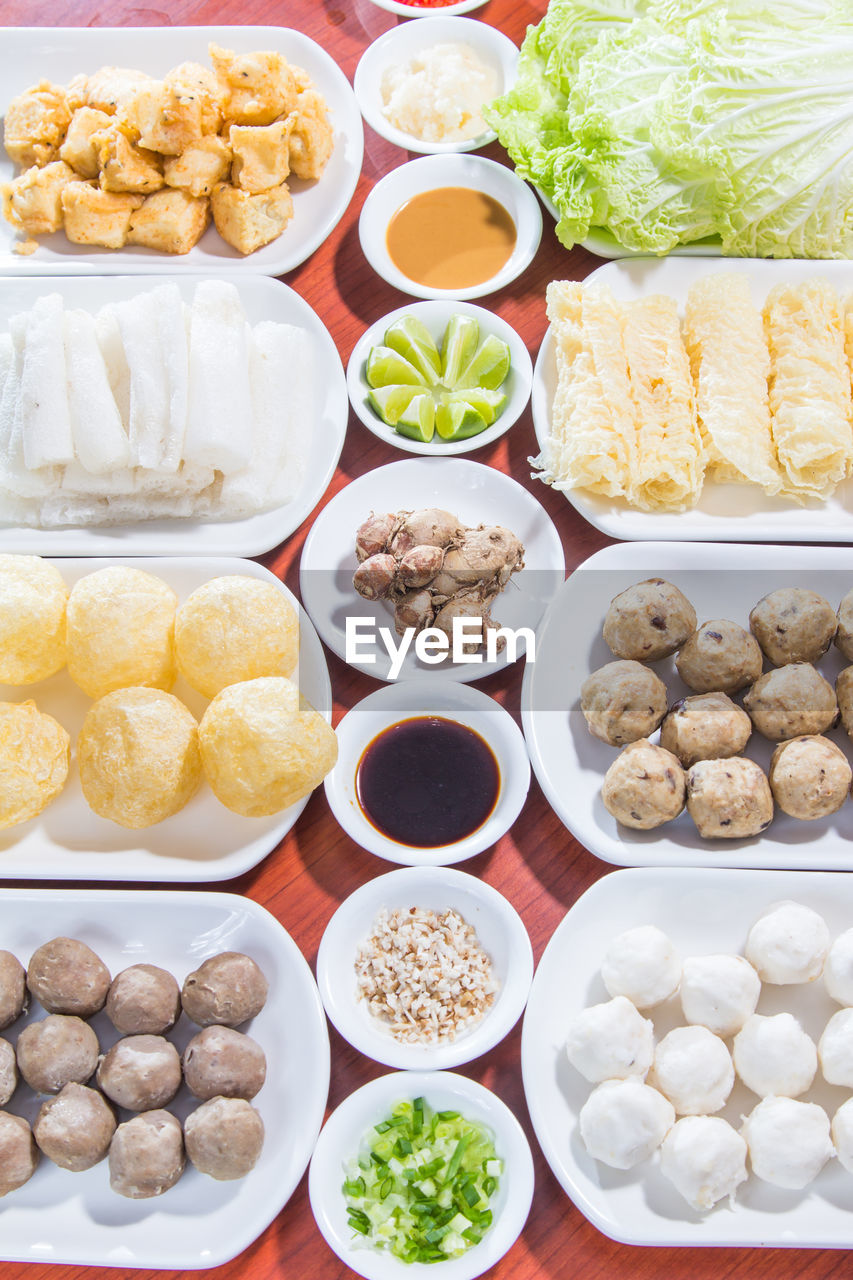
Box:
[353,507,525,647]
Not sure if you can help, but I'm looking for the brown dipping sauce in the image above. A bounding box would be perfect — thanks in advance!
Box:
[356,716,500,848]
[386,187,517,290]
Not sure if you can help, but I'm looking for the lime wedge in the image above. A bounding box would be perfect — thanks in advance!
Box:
[383,316,441,385]
[366,345,427,389]
[441,387,508,426]
[368,384,422,425]
[435,399,488,441]
[395,393,436,442]
[440,314,479,387]
[455,333,511,391]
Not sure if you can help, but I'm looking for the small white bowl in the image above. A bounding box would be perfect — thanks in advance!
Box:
[308,1069,534,1280]
[354,18,518,155]
[323,679,531,866]
[316,865,533,1069]
[358,154,542,301]
[364,0,490,15]
[347,300,532,456]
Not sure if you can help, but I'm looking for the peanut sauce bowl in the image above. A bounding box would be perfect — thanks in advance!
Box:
[324,678,530,866]
[316,865,533,1070]
[358,154,543,300]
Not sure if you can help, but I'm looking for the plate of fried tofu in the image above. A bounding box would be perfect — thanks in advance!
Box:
[0,26,364,274]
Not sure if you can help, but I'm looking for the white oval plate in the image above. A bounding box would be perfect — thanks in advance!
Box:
[0,556,331,882]
[358,154,542,300]
[523,866,853,1246]
[522,540,853,872]
[0,887,329,1269]
[354,18,518,155]
[531,257,853,543]
[346,300,532,456]
[0,26,363,277]
[0,275,346,556]
[309,1069,534,1280]
[323,679,530,864]
[316,865,533,1068]
[299,456,565,683]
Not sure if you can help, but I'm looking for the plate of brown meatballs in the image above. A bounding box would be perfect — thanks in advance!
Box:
[521,541,853,871]
[0,887,329,1269]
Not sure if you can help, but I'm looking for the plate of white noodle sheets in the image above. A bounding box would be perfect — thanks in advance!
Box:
[0,273,346,554]
[531,259,853,542]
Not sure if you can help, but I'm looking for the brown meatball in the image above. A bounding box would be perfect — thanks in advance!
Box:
[675,620,763,694]
[184,1096,264,1180]
[580,660,668,748]
[749,588,837,667]
[97,1034,182,1112]
[603,579,696,662]
[16,1014,99,1094]
[183,1025,266,1101]
[0,951,27,1030]
[27,937,110,1018]
[837,667,853,739]
[0,1112,38,1196]
[836,589,853,662]
[0,1037,16,1106]
[743,664,838,741]
[686,758,774,839]
[109,1110,185,1199]
[769,736,852,821]
[106,964,181,1036]
[33,1082,116,1171]
[601,740,685,831]
[660,692,752,768]
[181,952,268,1028]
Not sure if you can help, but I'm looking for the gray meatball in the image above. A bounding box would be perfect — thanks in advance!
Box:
[603,579,696,662]
[109,1110,185,1199]
[749,588,836,666]
[181,952,268,1028]
[106,964,181,1036]
[16,1014,99,1094]
[836,589,853,662]
[660,692,752,768]
[33,1082,115,1171]
[769,736,852,821]
[601,740,686,831]
[0,1112,38,1196]
[675,620,763,694]
[97,1034,182,1112]
[580,660,668,748]
[743,664,838,741]
[183,1025,266,1101]
[0,951,27,1030]
[0,1037,16,1106]
[837,667,853,739]
[184,1096,264,1180]
[686,758,773,839]
[27,937,110,1018]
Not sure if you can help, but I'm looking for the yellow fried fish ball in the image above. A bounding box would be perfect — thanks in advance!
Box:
[66,566,177,699]
[199,676,337,817]
[0,554,68,684]
[0,699,70,828]
[175,575,299,699]
[77,687,201,829]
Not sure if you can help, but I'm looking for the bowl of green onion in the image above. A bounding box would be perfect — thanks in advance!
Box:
[308,1070,534,1278]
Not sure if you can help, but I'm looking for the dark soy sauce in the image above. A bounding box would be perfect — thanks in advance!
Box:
[356,716,500,848]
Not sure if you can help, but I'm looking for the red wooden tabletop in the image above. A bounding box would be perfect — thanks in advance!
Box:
[0,0,846,1277]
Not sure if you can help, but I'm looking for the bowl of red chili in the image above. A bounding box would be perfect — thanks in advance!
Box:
[364,0,491,17]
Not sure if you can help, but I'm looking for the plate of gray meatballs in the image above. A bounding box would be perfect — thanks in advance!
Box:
[521,541,853,872]
[0,887,330,1270]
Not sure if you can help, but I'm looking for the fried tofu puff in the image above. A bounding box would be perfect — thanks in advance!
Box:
[0,701,69,829]
[66,566,177,699]
[0,555,68,685]
[209,44,299,125]
[4,80,73,168]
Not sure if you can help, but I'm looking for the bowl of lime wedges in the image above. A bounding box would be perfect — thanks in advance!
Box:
[347,301,533,456]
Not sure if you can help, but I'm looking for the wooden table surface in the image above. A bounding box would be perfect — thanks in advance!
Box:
[0,0,846,1277]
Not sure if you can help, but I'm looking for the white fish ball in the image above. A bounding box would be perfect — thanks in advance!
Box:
[824,928,853,1006]
[601,925,681,1010]
[744,900,829,984]
[659,1115,748,1211]
[565,996,654,1084]
[650,1025,734,1116]
[819,1008,853,1087]
[680,954,760,1036]
[579,1078,674,1170]
[741,1097,833,1189]
[831,1099,853,1174]
[733,1013,817,1098]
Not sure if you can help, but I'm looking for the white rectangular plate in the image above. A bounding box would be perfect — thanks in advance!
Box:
[522,541,853,871]
[522,866,853,1247]
[0,26,363,277]
[0,888,329,1270]
[0,556,331,882]
[0,274,346,555]
[531,258,853,543]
